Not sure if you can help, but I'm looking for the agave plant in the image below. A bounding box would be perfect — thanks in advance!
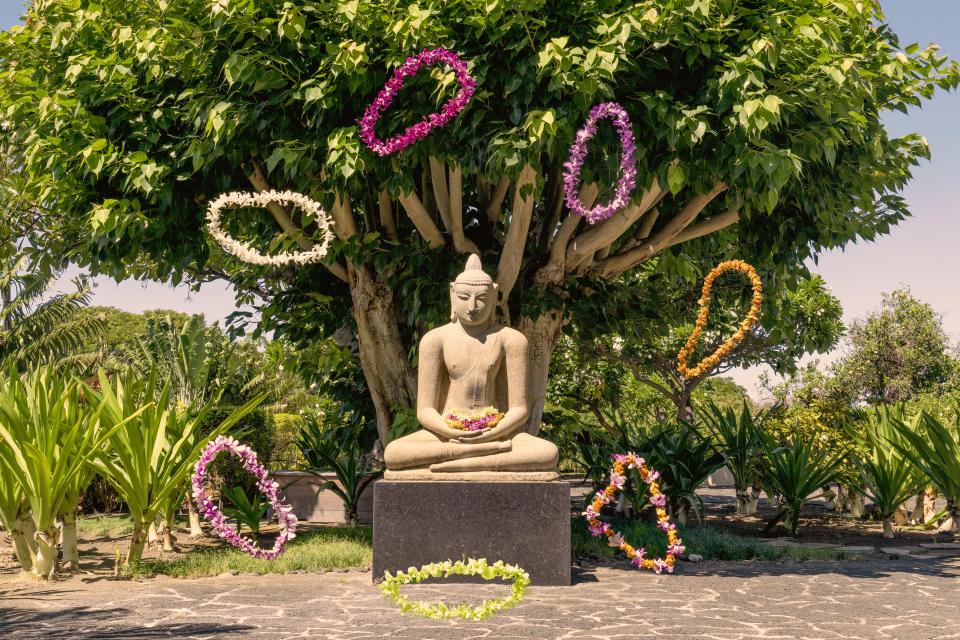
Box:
[639,423,725,525]
[761,439,847,536]
[222,486,268,536]
[854,407,924,538]
[700,402,767,516]
[296,416,381,528]
[0,367,119,578]
[88,369,264,565]
[888,410,960,533]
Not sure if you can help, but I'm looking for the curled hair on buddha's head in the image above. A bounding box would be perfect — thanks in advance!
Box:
[449,254,498,323]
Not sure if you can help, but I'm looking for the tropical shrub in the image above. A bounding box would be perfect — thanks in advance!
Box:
[296,416,381,527]
[700,401,766,515]
[760,440,847,536]
[221,486,268,536]
[89,369,263,565]
[639,423,725,525]
[888,410,960,533]
[853,407,924,538]
[0,367,117,578]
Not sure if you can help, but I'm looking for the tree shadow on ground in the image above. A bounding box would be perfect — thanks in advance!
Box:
[0,588,255,639]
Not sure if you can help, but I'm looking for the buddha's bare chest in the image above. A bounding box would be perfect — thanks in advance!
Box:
[443,337,503,383]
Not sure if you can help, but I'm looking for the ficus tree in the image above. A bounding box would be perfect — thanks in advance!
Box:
[2,0,957,441]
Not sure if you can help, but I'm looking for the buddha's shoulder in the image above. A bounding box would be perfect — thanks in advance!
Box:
[421,324,453,344]
[495,325,527,348]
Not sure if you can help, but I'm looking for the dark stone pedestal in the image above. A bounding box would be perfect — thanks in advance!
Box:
[373,481,571,586]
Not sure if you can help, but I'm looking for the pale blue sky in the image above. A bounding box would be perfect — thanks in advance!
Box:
[3,2,958,395]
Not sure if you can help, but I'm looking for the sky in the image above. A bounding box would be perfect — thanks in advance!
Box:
[2,2,959,396]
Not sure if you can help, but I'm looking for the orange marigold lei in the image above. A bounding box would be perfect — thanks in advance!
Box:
[677,259,763,380]
[582,453,684,574]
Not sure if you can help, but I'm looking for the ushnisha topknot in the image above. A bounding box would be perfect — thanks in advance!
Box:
[453,254,494,287]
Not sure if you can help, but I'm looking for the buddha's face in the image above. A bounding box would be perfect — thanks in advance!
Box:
[450,282,495,326]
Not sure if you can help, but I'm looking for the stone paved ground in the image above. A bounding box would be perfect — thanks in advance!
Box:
[2,558,960,639]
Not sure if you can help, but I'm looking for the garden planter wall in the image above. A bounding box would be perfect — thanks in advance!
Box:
[269,471,377,524]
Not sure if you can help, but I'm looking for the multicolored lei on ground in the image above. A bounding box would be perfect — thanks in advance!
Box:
[583,453,684,574]
[445,406,504,431]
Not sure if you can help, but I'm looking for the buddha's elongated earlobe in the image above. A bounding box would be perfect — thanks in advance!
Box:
[449,283,457,323]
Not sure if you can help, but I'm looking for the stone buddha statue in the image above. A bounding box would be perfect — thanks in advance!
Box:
[383,254,560,480]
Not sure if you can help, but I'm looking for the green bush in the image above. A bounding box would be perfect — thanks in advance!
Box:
[269,412,305,469]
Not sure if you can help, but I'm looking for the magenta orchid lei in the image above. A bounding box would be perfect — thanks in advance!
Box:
[582,452,684,574]
[359,47,476,157]
[193,436,297,560]
[562,102,638,224]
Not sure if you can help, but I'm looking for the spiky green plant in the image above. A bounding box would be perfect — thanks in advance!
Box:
[761,439,847,536]
[88,369,264,565]
[888,410,960,533]
[296,417,381,528]
[221,486,268,536]
[0,367,120,578]
[639,423,725,525]
[700,401,767,516]
[854,407,924,538]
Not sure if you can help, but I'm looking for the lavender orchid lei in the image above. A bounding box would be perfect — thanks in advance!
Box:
[359,47,476,157]
[562,102,638,224]
[193,436,297,560]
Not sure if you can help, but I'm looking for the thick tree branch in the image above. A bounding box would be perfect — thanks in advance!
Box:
[377,190,398,241]
[245,161,347,282]
[533,183,597,285]
[485,175,510,225]
[428,156,453,233]
[398,190,446,249]
[564,180,663,272]
[665,209,740,248]
[448,163,481,255]
[495,163,538,314]
[594,182,728,279]
[331,190,358,240]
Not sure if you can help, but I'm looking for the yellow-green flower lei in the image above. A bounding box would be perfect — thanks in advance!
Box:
[379,558,530,621]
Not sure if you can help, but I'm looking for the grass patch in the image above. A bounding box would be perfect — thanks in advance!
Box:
[572,518,862,562]
[77,514,133,538]
[126,526,372,578]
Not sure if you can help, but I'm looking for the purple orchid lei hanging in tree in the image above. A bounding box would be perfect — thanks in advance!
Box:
[562,102,639,224]
[359,47,476,157]
[193,436,297,560]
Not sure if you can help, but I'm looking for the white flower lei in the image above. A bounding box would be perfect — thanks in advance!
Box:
[205,190,334,266]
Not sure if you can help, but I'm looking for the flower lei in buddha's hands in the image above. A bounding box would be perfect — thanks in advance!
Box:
[455,409,525,444]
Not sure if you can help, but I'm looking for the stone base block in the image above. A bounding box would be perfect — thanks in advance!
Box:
[373,480,571,586]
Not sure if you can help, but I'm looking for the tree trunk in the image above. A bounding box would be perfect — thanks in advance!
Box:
[924,489,938,524]
[60,511,79,571]
[33,527,60,580]
[126,521,150,566]
[10,507,36,572]
[735,487,754,516]
[148,521,159,547]
[849,491,865,518]
[882,516,895,539]
[939,499,959,533]
[349,265,417,443]
[517,311,565,435]
[188,502,203,537]
[162,522,175,552]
